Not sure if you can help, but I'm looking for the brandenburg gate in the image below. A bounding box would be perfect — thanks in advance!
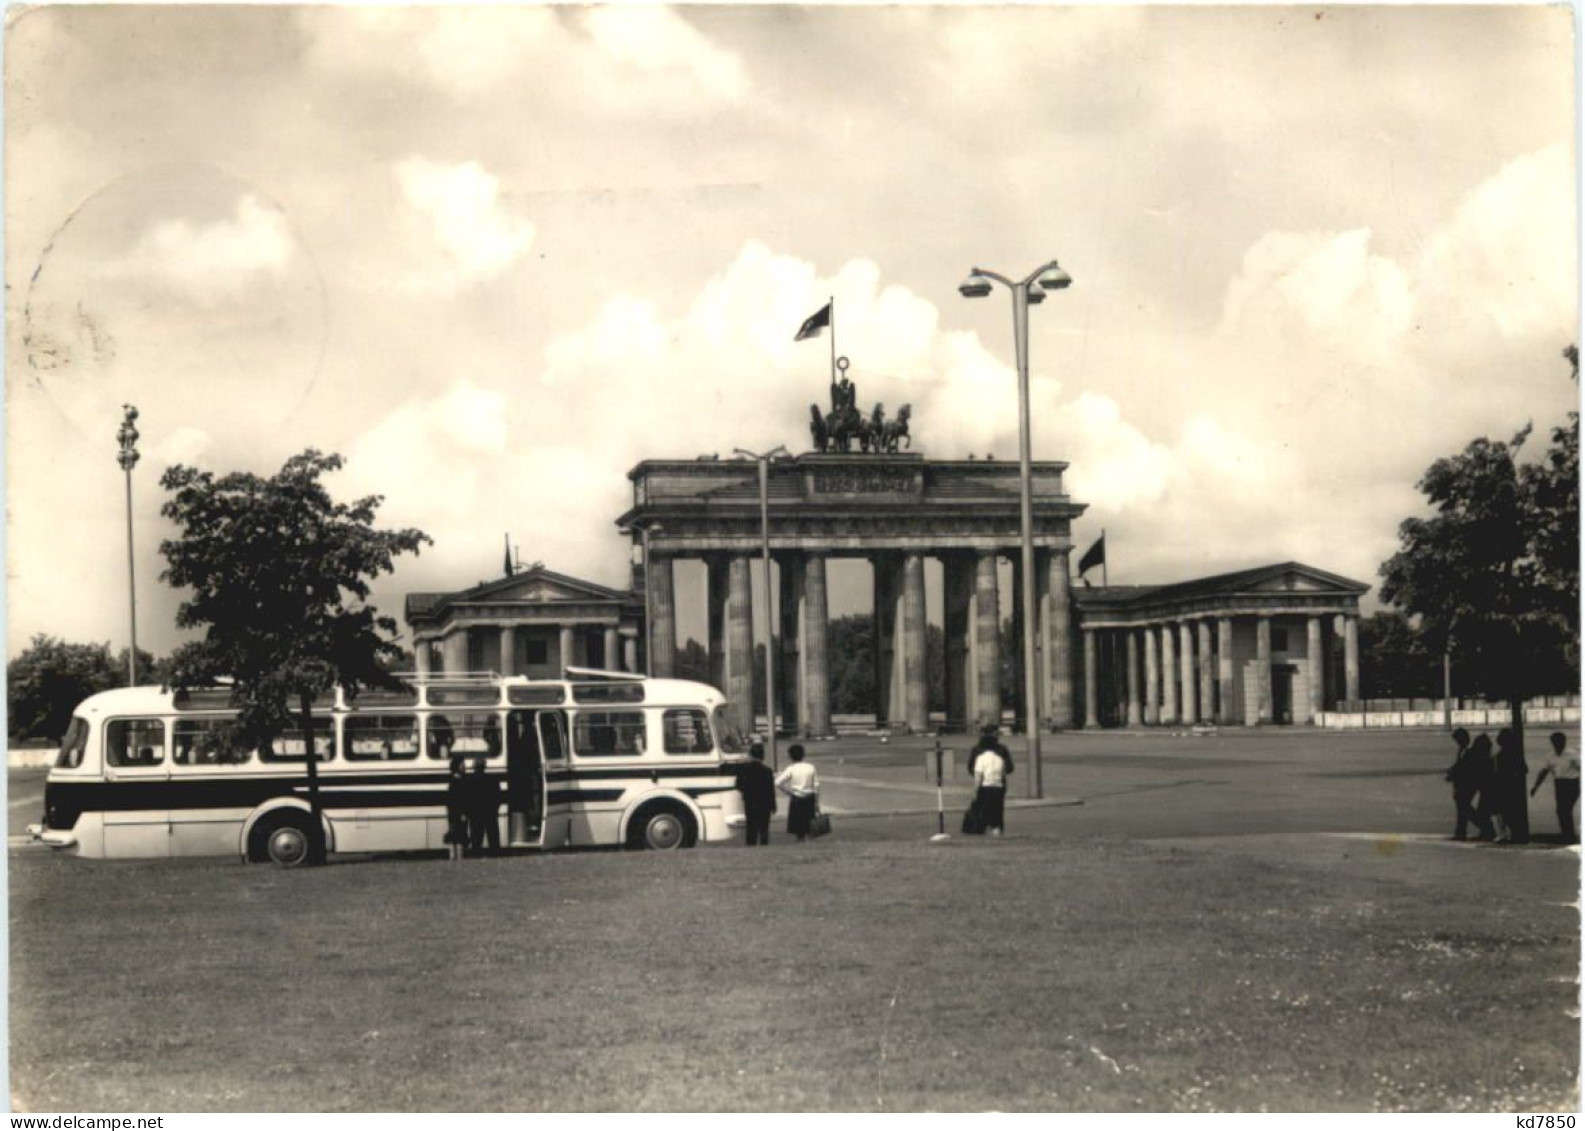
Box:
[616,453,1086,736]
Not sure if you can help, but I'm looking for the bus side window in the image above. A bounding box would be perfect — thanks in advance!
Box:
[346,714,419,760]
[663,709,713,754]
[173,719,252,766]
[107,719,165,767]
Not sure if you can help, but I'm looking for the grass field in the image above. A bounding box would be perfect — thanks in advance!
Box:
[10,824,1578,1112]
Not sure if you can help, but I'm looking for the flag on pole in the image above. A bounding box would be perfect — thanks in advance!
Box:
[503,533,514,577]
[1077,533,1106,578]
[794,302,832,342]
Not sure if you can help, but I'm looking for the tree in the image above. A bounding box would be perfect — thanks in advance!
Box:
[1357,612,1440,699]
[675,638,710,684]
[827,614,875,715]
[8,636,120,741]
[159,450,429,863]
[1380,348,1581,775]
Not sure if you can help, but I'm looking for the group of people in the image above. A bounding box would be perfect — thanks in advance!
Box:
[730,725,1018,846]
[445,756,503,859]
[1445,727,1579,845]
[731,743,823,845]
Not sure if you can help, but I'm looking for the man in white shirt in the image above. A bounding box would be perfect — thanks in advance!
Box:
[775,744,821,842]
[1531,732,1580,844]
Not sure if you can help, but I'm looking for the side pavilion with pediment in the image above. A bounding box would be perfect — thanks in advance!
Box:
[405,567,644,680]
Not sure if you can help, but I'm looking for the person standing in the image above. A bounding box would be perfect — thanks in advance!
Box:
[1530,731,1579,843]
[466,756,502,856]
[775,744,820,843]
[445,756,469,862]
[734,742,777,846]
[1494,729,1529,845]
[971,727,1011,837]
[1445,727,1493,841]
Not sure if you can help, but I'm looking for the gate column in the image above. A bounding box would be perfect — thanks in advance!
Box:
[903,553,928,733]
[1047,548,1075,729]
[649,555,677,678]
[944,554,974,730]
[1144,625,1160,725]
[1217,615,1235,725]
[1160,621,1178,725]
[1083,627,1099,728]
[973,551,1002,729]
[727,556,754,735]
[778,555,804,735]
[803,555,832,737]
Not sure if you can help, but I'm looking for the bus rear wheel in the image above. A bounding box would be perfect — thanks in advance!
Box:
[628,804,696,851]
[249,812,318,867]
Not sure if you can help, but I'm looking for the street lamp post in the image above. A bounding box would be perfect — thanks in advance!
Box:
[958,260,1072,801]
[734,445,788,771]
[116,405,141,686]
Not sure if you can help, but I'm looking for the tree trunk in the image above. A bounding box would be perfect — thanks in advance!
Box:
[299,691,326,865]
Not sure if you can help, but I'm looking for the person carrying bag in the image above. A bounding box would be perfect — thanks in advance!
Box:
[775,744,824,842]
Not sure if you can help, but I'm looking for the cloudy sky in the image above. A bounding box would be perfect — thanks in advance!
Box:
[6,4,1577,660]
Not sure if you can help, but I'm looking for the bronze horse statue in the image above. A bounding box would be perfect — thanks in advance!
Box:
[878,403,912,453]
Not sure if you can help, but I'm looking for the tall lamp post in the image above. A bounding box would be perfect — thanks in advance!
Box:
[116,405,141,686]
[734,445,788,770]
[958,260,1073,801]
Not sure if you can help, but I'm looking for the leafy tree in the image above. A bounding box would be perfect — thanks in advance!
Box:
[828,614,875,715]
[8,636,120,741]
[159,450,429,862]
[675,638,709,684]
[1380,347,1581,770]
[1358,612,1440,699]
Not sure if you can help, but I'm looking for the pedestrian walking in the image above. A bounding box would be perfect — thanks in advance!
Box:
[1494,728,1529,845]
[775,744,820,842]
[971,725,1011,836]
[734,741,777,846]
[1445,727,1493,841]
[466,756,502,856]
[1530,731,1579,843]
[445,756,468,862]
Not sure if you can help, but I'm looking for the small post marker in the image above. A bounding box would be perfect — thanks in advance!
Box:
[930,739,951,842]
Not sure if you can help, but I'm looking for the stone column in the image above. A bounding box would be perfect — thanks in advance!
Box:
[804,555,832,736]
[443,630,468,675]
[1125,629,1142,727]
[415,641,432,677]
[1344,614,1360,706]
[622,635,638,674]
[1179,621,1197,724]
[1306,615,1324,721]
[1197,620,1215,724]
[903,553,929,734]
[1083,627,1099,728]
[558,626,575,674]
[649,556,677,678]
[778,555,804,734]
[872,554,903,726]
[707,556,729,692]
[943,555,974,730]
[499,626,517,677]
[727,556,754,735]
[1047,549,1075,729]
[1217,616,1235,725]
[974,551,1002,729]
[1160,621,1178,725]
[1144,625,1160,725]
[1255,616,1272,725]
[603,627,619,673]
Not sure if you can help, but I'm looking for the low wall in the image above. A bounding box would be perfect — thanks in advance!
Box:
[1316,706,1582,730]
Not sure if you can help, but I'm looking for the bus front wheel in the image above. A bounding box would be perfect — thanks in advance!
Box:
[628,804,696,851]
[249,812,318,867]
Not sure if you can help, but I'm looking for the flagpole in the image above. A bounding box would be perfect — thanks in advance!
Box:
[1101,528,1108,587]
[828,295,836,383]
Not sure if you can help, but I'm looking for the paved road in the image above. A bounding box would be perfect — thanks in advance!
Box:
[14,726,1576,848]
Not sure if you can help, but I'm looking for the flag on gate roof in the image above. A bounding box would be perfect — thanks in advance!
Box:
[794,302,831,342]
[1077,533,1106,577]
[503,533,514,577]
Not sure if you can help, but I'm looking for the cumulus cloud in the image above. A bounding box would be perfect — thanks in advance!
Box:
[395,157,535,290]
[104,195,293,306]
[581,6,747,103]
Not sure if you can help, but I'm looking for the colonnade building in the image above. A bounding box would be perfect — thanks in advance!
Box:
[405,452,1368,735]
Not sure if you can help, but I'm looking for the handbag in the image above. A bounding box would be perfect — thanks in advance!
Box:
[961,797,986,836]
[808,803,832,839]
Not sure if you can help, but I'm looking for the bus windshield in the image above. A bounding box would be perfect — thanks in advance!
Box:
[55,717,89,769]
[711,706,748,755]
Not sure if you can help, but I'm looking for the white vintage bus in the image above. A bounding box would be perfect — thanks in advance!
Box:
[28,669,748,865]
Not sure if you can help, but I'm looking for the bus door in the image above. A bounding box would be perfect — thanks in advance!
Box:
[102,717,171,857]
[536,709,572,848]
[506,709,547,847]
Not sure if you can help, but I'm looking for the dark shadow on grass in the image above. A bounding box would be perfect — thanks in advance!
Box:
[1081,778,1228,800]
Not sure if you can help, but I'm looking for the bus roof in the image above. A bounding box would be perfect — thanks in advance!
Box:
[69,676,726,716]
